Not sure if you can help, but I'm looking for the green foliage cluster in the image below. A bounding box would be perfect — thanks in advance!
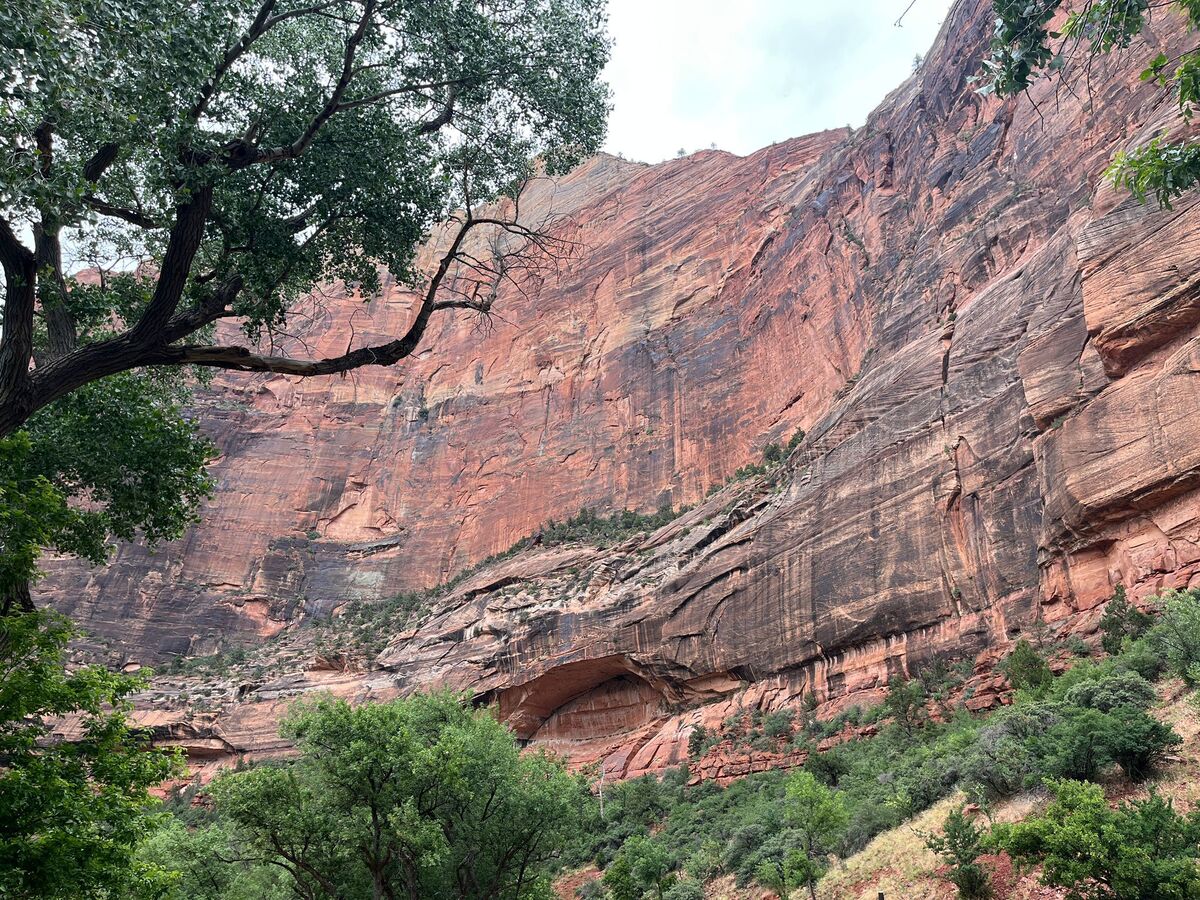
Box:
[925,806,991,900]
[705,430,803,497]
[159,645,250,676]
[536,505,692,548]
[992,779,1200,900]
[144,693,587,899]
[0,372,214,609]
[1151,587,1200,684]
[998,638,1053,692]
[1099,586,1153,655]
[563,593,1200,898]
[982,0,1200,208]
[0,610,182,899]
[686,724,719,760]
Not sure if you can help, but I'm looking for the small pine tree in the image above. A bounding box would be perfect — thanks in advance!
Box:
[926,806,991,899]
[884,676,928,737]
[1000,639,1052,692]
[687,725,709,759]
[1099,586,1152,655]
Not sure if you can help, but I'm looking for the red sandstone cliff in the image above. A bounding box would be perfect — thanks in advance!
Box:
[42,1,1200,775]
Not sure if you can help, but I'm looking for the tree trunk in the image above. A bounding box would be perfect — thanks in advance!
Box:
[0,580,33,617]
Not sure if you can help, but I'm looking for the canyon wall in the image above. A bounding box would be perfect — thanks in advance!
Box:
[43,1,1200,773]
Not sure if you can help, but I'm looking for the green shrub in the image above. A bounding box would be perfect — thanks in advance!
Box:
[605,834,674,900]
[926,806,991,899]
[1000,638,1053,692]
[762,709,795,739]
[662,877,704,900]
[883,677,928,736]
[1105,705,1181,780]
[1099,586,1152,654]
[1062,671,1156,712]
[687,725,710,759]
[992,779,1200,900]
[1065,634,1090,657]
[1112,637,1167,682]
[539,504,691,548]
[1030,703,1179,783]
[1149,588,1200,683]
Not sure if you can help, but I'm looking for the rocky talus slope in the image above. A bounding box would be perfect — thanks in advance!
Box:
[45,0,1200,777]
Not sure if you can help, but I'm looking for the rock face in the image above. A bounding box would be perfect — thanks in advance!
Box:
[43,1,1200,774]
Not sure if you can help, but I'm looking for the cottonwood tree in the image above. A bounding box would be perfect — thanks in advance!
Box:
[153,693,587,900]
[0,0,609,609]
[982,0,1200,207]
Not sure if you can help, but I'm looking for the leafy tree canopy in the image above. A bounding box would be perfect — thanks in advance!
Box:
[0,371,215,612]
[0,610,182,899]
[153,692,588,899]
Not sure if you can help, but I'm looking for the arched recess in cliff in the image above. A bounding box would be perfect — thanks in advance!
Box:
[495,655,678,744]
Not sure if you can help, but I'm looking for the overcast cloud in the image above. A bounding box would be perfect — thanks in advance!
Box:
[602,0,955,161]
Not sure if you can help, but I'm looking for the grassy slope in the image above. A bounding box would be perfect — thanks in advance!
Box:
[817,681,1200,900]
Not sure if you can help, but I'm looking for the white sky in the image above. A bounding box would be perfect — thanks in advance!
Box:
[602,0,956,161]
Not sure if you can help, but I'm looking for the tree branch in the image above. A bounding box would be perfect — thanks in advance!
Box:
[82,142,121,182]
[32,122,79,358]
[244,0,377,167]
[81,195,160,229]
[417,82,459,133]
[142,209,482,375]
[190,0,278,120]
[127,185,214,341]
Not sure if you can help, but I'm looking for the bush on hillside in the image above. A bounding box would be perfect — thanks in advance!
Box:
[1000,638,1053,692]
[1099,586,1153,654]
[992,779,1200,900]
[1149,588,1200,684]
[1062,670,1157,712]
[926,806,991,899]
